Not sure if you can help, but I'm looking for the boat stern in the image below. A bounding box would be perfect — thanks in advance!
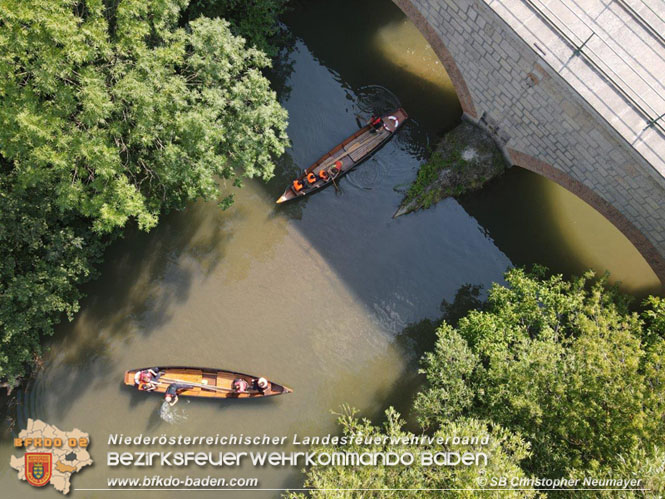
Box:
[123,370,138,386]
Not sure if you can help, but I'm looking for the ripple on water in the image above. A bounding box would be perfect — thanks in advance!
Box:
[159,400,189,424]
[344,85,429,190]
[354,84,401,115]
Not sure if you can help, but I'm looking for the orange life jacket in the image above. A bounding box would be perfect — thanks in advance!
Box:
[293,179,304,192]
[319,170,329,180]
[307,172,317,184]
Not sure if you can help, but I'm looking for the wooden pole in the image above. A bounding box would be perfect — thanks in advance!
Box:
[158,376,237,393]
[323,129,386,168]
[330,173,340,193]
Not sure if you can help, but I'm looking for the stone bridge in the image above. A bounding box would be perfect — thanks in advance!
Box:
[394,0,665,283]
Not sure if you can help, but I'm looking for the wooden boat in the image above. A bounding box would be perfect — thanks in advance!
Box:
[124,366,293,400]
[276,108,408,203]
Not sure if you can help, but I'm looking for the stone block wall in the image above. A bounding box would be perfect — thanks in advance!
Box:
[394,0,665,282]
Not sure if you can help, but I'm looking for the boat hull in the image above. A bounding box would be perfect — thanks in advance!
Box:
[124,366,292,399]
[276,108,408,203]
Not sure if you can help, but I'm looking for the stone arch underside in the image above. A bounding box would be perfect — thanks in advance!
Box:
[393,0,665,284]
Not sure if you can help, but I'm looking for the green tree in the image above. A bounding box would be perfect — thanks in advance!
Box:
[0,171,105,385]
[287,407,535,499]
[0,0,289,234]
[416,268,665,479]
[567,445,665,498]
[185,0,289,56]
[0,0,289,383]
[292,269,665,495]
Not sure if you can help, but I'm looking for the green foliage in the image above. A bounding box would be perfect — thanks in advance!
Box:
[568,445,665,497]
[403,150,459,206]
[185,0,289,57]
[643,295,665,339]
[414,324,479,425]
[292,268,665,495]
[287,407,535,499]
[0,0,289,383]
[0,172,106,384]
[0,0,289,234]
[417,268,665,479]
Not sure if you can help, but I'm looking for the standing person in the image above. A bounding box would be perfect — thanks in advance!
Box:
[369,115,383,132]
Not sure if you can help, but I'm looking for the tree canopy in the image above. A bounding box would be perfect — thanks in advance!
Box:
[0,0,289,233]
[291,268,665,496]
[185,0,289,57]
[0,0,289,384]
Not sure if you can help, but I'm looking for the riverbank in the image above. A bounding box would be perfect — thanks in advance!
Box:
[394,119,508,217]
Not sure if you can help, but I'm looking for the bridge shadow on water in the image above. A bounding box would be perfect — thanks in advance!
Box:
[257,0,664,430]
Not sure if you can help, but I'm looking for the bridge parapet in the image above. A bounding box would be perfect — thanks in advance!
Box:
[488,0,665,178]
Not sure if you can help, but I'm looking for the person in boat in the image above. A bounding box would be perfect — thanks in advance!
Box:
[232,378,249,393]
[256,377,270,393]
[369,115,383,133]
[134,368,161,391]
[164,383,192,406]
[330,160,343,176]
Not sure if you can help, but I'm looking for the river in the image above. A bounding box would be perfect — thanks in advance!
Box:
[0,1,661,497]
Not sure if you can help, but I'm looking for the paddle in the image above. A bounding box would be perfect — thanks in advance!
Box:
[330,172,341,193]
[158,376,233,393]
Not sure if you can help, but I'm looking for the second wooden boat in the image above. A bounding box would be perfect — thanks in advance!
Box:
[124,366,292,400]
[276,108,408,203]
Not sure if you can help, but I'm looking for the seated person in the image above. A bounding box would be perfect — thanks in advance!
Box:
[134,368,161,391]
[232,378,249,393]
[256,377,270,392]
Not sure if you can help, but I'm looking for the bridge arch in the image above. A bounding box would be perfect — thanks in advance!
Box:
[393,0,665,283]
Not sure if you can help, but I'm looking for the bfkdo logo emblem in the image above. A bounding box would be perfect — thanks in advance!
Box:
[25,452,52,487]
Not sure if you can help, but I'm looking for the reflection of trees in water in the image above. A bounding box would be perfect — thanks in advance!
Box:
[266,25,297,102]
[267,152,306,220]
[395,283,484,362]
[3,379,45,439]
[371,283,483,429]
[1,204,237,426]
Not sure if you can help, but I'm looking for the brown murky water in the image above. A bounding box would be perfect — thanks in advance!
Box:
[0,1,661,497]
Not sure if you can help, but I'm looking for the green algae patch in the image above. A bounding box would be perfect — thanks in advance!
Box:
[394,121,508,217]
